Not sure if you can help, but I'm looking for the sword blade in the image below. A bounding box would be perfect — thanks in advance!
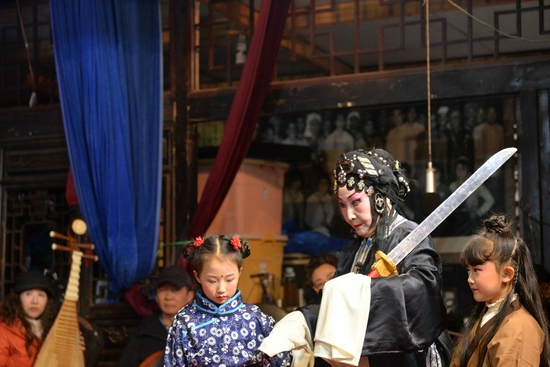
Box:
[387,147,517,266]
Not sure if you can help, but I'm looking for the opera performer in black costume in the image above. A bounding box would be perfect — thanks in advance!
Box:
[260,148,452,367]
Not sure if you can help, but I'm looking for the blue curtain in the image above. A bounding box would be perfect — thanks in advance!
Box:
[50,0,163,293]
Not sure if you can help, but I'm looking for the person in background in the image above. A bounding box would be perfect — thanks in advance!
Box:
[472,106,505,209]
[472,106,504,172]
[282,171,306,231]
[282,121,307,146]
[117,266,194,367]
[385,107,425,178]
[0,271,57,367]
[303,112,323,160]
[450,215,550,367]
[304,176,335,237]
[345,110,361,133]
[164,235,291,367]
[303,252,338,367]
[321,113,355,174]
[448,157,494,236]
[361,117,384,152]
[303,252,338,305]
[445,108,474,176]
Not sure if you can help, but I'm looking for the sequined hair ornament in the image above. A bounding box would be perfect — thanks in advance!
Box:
[333,148,410,203]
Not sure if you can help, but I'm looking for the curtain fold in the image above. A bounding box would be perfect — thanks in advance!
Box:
[185,0,292,241]
[51,0,163,293]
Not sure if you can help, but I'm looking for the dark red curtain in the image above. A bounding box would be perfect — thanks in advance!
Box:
[123,0,291,315]
[185,0,291,241]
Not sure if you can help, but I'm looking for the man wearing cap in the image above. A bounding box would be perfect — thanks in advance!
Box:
[117,266,194,367]
[0,271,57,367]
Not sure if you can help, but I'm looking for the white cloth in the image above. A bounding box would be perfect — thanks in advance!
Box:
[259,311,315,367]
[313,273,372,366]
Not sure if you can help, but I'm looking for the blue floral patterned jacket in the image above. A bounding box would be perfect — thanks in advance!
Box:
[164,289,290,367]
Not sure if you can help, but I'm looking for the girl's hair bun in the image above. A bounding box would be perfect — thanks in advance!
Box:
[483,215,511,235]
[240,239,251,259]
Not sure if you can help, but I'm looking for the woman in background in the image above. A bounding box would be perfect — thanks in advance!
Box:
[303,252,338,304]
[0,271,57,367]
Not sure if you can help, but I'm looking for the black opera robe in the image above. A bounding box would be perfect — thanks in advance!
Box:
[299,218,452,367]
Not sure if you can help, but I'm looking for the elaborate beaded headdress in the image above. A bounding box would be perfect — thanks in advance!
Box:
[333,148,410,204]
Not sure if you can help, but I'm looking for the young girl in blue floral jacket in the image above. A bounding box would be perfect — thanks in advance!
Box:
[164,235,290,367]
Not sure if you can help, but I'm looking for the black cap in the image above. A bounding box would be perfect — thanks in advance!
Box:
[156,266,192,290]
[14,271,53,297]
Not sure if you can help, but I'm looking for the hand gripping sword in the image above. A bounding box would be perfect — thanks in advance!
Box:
[367,147,517,278]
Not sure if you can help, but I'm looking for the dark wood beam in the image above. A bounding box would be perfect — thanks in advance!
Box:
[187,56,550,120]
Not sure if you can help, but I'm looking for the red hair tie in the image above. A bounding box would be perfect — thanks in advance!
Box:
[230,237,241,251]
[193,236,204,247]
